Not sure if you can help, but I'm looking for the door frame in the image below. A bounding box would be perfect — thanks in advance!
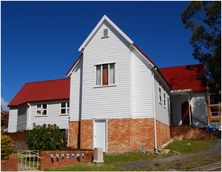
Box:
[93,118,108,152]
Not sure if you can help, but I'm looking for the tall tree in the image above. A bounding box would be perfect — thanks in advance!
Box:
[181,1,221,98]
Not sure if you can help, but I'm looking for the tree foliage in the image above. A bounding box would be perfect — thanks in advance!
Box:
[181,1,221,97]
[26,123,66,151]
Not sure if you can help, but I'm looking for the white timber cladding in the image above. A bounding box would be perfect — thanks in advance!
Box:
[154,74,171,126]
[191,92,208,128]
[29,100,70,129]
[17,104,28,131]
[8,108,18,132]
[130,48,154,118]
[81,21,131,119]
[170,94,188,125]
[69,57,83,121]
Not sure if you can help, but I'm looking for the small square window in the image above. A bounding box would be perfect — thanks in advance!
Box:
[36,104,47,116]
[61,102,69,115]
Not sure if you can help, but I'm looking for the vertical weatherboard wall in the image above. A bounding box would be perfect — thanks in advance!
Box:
[81,21,131,120]
[8,107,18,132]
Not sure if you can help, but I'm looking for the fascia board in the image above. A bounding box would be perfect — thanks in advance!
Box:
[66,54,83,77]
[132,45,155,68]
[78,15,133,52]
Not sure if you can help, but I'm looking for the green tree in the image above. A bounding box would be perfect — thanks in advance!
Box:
[181,1,221,98]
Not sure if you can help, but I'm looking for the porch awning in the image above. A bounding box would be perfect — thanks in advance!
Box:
[170,89,193,97]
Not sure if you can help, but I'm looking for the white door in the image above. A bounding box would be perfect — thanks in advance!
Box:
[94,119,106,152]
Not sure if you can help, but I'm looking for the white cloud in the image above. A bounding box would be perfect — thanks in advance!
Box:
[1,98,9,112]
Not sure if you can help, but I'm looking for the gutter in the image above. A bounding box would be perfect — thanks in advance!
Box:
[152,67,157,150]
[27,103,31,130]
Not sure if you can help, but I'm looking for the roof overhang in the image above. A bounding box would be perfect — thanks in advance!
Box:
[170,89,193,97]
[78,15,134,52]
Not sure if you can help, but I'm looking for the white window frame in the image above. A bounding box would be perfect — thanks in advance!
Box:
[167,95,170,110]
[36,104,47,116]
[163,89,166,108]
[94,62,116,87]
[158,81,162,104]
[60,102,69,115]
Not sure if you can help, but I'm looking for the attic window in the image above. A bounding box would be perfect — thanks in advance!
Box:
[103,28,109,37]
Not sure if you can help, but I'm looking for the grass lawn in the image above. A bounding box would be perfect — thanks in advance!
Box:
[43,139,216,171]
[165,139,215,154]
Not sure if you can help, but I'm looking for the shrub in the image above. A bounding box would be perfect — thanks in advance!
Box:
[26,123,66,150]
[1,134,13,160]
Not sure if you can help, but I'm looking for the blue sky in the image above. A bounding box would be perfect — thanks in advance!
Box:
[1,1,199,111]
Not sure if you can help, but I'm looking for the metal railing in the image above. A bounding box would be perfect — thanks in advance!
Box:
[17,150,39,171]
[209,122,221,128]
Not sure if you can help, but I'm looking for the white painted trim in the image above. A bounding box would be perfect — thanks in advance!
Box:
[151,69,157,150]
[94,62,117,87]
[66,55,82,77]
[132,45,155,68]
[93,118,108,152]
[78,15,133,52]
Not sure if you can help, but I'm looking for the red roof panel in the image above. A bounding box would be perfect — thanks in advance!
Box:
[159,64,206,92]
[8,78,70,107]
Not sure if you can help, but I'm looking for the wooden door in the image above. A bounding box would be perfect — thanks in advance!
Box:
[181,101,190,125]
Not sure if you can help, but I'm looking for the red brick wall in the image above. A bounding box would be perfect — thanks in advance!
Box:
[80,120,93,149]
[39,150,93,170]
[69,118,170,153]
[108,118,131,153]
[4,131,27,141]
[156,120,171,147]
[1,155,18,171]
[130,118,155,152]
[69,121,79,149]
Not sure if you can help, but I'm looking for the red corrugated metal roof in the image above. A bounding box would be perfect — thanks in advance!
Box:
[159,64,206,92]
[8,78,70,107]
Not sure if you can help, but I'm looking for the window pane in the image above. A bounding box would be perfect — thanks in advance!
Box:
[67,109,69,113]
[43,104,47,109]
[37,110,41,115]
[67,102,69,107]
[43,110,47,115]
[110,63,115,84]
[61,109,66,114]
[103,64,108,85]
[61,103,66,108]
[96,65,101,85]
[37,105,41,109]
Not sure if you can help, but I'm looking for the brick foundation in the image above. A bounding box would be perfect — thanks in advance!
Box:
[69,118,170,153]
[1,155,19,171]
[69,121,79,149]
[156,120,171,147]
[39,149,93,170]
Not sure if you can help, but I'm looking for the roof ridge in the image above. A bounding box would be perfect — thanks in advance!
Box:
[160,64,204,69]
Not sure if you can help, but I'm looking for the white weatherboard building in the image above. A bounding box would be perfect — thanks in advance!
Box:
[8,15,208,153]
